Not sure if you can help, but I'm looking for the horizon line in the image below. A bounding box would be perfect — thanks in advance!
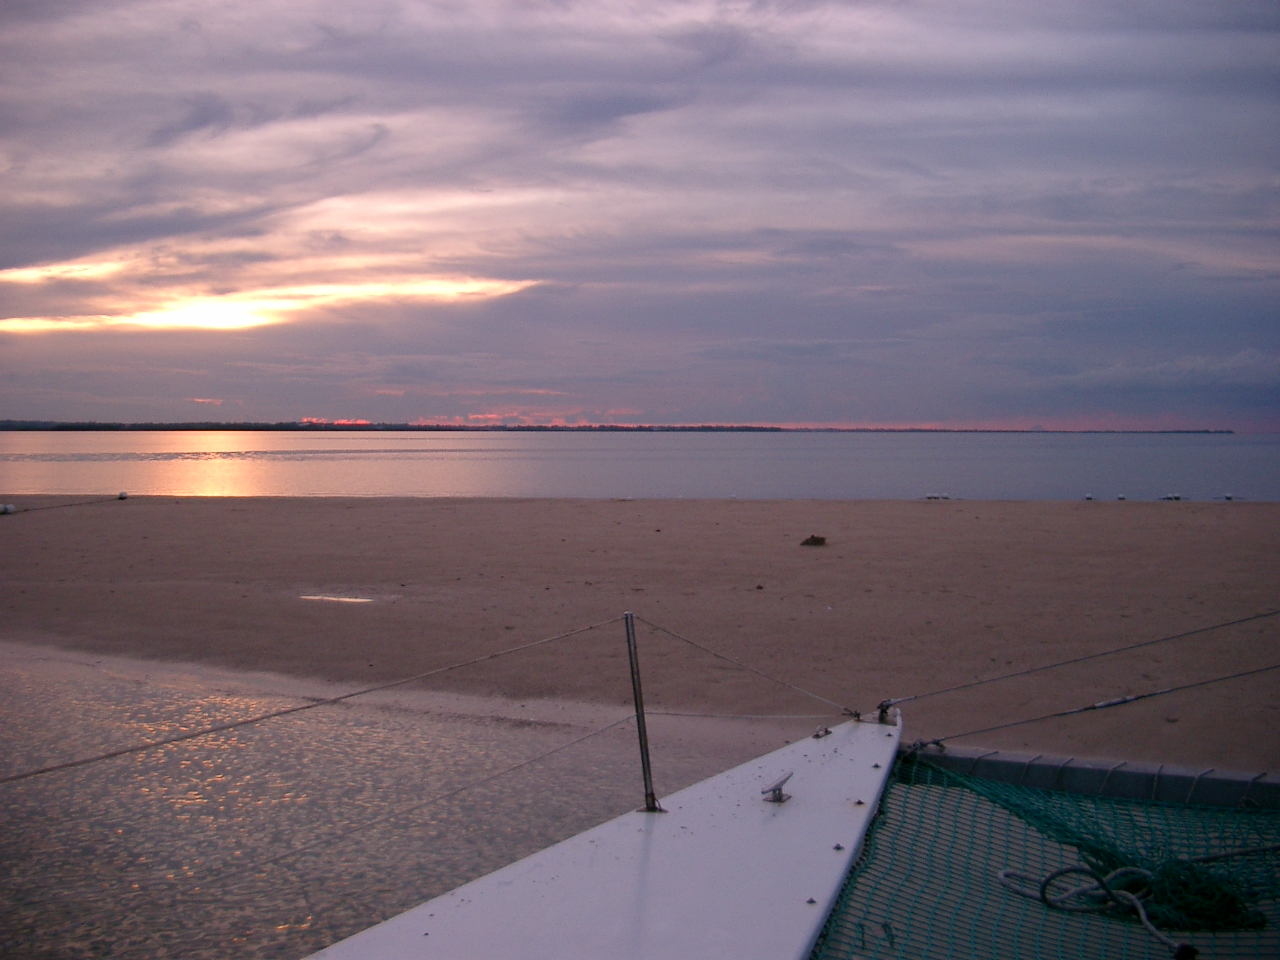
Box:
[0,419,1236,435]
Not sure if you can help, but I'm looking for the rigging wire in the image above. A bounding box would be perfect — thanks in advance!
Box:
[879,608,1280,711]
[634,615,853,716]
[649,710,834,719]
[7,607,1278,933]
[4,495,126,513]
[932,661,1280,745]
[0,615,624,785]
[164,716,638,899]
[7,608,1275,786]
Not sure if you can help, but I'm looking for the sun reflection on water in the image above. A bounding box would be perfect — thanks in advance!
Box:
[0,653,682,958]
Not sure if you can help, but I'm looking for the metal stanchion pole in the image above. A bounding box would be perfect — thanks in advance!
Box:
[624,611,662,812]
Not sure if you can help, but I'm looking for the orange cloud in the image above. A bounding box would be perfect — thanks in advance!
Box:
[0,240,537,334]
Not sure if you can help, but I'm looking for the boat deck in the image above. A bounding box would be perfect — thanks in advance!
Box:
[310,717,902,960]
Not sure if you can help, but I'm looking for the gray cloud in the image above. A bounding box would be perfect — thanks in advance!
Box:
[0,0,1276,428]
[1054,349,1280,390]
[147,93,236,147]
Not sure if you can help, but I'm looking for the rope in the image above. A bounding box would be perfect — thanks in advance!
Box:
[999,865,1194,957]
[633,616,853,716]
[880,609,1280,711]
[0,615,624,785]
[934,661,1280,745]
[998,845,1280,958]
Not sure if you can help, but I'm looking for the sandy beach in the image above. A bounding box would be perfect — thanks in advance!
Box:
[2,495,1277,770]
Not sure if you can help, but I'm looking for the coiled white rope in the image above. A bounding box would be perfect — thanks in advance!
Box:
[999,864,1196,959]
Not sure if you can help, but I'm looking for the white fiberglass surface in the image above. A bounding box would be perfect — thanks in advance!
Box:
[311,717,902,960]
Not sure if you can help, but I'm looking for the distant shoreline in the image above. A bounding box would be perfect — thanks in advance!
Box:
[0,420,1235,434]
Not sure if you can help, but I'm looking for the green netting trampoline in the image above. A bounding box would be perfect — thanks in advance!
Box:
[810,756,1280,960]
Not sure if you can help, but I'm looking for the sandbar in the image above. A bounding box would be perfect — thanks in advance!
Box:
[2,495,1277,770]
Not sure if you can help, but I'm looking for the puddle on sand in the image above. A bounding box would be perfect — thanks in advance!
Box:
[0,644,810,959]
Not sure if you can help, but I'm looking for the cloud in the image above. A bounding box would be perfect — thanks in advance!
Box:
[1055,349,1280,391]
[147,93,235,147]
[0,0,1276,428]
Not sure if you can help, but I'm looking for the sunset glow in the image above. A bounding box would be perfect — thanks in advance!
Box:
[0,276,537,333]
[0,261,128,284]
[0,0,1275,429]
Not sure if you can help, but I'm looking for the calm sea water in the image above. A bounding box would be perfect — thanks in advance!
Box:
[1,430,1277,500]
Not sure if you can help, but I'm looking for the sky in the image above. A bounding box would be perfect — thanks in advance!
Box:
[1,0,1277,429]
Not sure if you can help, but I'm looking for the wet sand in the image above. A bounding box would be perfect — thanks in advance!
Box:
[2,495,1278,770]
[2,640,821,959]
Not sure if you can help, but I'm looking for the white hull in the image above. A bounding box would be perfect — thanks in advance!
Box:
[310,715,901,960]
